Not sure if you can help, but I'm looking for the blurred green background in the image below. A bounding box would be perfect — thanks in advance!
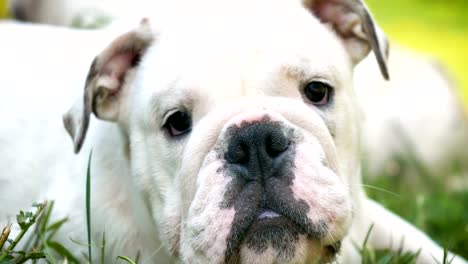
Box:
[365,0,468,258]
[367,0,468,109]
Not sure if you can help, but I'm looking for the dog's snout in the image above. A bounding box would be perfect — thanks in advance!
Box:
[225,123,290,181]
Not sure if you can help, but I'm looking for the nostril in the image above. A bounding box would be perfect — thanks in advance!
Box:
[225,121,291,177]
[226,142,249,164]
[265,132,289,158]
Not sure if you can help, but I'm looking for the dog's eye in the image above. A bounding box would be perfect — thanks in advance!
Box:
[164,111,192,137]
[304,81,332,106]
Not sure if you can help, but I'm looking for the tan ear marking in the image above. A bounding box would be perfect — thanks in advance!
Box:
[303,0,390,80]
[63,20,155,153]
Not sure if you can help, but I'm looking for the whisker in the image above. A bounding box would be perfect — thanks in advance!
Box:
[141,244,167,264]
[349,184,400,197]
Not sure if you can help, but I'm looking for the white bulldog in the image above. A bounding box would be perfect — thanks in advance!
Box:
[355,46,468,180]
[0,0,466,263]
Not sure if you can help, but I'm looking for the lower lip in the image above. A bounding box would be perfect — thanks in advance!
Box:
[257,209,281,220]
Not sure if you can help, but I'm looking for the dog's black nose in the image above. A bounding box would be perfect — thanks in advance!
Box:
[225,123,290,181]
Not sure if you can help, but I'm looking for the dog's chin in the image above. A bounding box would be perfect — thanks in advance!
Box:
[230,212,340,264]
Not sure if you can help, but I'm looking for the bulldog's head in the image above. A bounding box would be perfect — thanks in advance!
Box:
[64,0,388,263]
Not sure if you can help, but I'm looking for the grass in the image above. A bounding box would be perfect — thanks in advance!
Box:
[363,160,468,260]
[86,152,92,262]
[356,225,422,264]
[0,152,134,264]
[0,203,47,263]
[1,199,460,263]
[362,126,468,259]
[0,201,79,264]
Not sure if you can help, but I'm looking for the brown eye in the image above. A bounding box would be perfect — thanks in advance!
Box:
[164,111,192,137]
[304,81,332,106]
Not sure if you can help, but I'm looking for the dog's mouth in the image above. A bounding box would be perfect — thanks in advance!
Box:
[249,206,328,236]
[247,209,296,239]
[243,210,301,259]
[224,202,341,263]
[248,209,300,236]
[251,214,340,264]
[256,209,281,220]
[246,208,301,245]
[220,157,346,263]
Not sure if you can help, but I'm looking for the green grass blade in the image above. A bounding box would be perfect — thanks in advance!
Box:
[69,237,97,247]
[377,254,392,264]
[47,241,80,264]
[116,256,137,264]
[363,224,375,250]
[8,202,47,251]
[134,251,140,264]
[40,239,57,264]
[40,201,55,234]
[46,217,69,241]
[15,251,46,264]
[100,232,105,264]
[86,151,93,263]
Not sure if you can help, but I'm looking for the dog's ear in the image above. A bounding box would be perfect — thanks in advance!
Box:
[63,19,155,153]
[302,0,389,80]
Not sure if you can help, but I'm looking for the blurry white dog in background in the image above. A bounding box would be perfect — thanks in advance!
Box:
[355,46,468,181]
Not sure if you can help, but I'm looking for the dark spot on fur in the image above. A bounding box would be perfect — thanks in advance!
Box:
[85,57,99,89]
[244,217,300,260]
[323,240,342,263]
[328,240,341,255]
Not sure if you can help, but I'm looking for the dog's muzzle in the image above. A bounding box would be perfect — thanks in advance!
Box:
[181,108,350,264]
[221,120,329,262]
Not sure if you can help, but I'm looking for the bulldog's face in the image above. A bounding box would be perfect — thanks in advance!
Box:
[64,0,388,263]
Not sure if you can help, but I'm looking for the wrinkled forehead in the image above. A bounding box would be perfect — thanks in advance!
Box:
[138,0,351,100]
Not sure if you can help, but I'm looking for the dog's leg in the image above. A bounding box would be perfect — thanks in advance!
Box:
[361,198,466,264]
